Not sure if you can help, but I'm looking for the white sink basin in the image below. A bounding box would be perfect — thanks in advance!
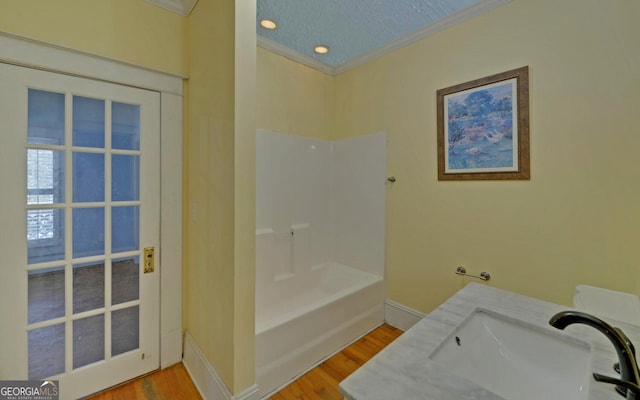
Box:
[429,308,592,400]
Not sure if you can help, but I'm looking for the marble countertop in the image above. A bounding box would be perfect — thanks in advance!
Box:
[339,283,640,400]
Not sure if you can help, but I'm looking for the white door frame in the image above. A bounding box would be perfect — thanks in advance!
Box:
[0,31,183,370]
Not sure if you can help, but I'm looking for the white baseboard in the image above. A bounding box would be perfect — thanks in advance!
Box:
[183,331,260,400]
[384,299,425,331]
[234,385,260,400]
[183,300,423,400]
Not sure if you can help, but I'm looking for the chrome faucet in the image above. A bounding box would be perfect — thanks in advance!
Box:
[549,310,640,399]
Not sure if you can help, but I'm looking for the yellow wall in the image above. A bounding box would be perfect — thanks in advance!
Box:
[257,47,335,139]
[184,0,235,388]
[0,0,186,76]
[185,0,256,394]
[334,0,640,312]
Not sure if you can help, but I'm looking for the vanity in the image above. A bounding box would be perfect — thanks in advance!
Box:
[339,283,640,400]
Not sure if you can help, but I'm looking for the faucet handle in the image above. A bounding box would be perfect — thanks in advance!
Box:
[593,373,640,399]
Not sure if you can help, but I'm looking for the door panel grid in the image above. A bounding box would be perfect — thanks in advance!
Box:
[1,61,161,400]
[26,90,145,380]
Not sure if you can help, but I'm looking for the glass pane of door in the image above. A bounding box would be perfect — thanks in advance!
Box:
[26,89,142,379]
[28,266,65,325]
[28,89,64,145]
[73,262,105,313]
[73,96,105,148]
[28,324,65,379]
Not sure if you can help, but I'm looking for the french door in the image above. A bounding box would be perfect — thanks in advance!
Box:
[0,62,160,399]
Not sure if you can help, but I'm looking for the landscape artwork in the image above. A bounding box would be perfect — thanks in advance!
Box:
[444,79,517,173]
[437,67,530,181]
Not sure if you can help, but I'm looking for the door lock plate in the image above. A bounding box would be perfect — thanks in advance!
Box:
[144,247,155,273]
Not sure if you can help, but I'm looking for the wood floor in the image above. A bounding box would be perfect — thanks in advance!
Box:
[87,324,403,400]
[270,324,403,400]
[86,363,202,400]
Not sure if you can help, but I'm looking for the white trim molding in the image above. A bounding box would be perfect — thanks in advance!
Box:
[0,31,184,95]
[183,331,260,400]
[235,385,260,400]
[384,299,426,331]
[160,92,184,368]
[146,0,198,16]
[257,36,335,76]
[334,0,512,75]
[257,0,512,76]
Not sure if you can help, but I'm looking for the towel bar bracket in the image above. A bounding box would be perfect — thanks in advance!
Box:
[455,266,491,281]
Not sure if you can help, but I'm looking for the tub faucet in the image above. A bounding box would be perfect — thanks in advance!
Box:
[549,310,640,399]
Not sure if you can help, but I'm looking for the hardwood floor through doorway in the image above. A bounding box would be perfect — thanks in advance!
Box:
[86,363,201,400]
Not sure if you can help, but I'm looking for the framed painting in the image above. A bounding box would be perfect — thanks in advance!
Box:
[437,66,530,180]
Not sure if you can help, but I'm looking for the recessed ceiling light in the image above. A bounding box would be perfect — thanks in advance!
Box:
[313,45,329,55]
[260,19,278,30]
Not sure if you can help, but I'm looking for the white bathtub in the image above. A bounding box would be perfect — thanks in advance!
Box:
[255,262,384,398]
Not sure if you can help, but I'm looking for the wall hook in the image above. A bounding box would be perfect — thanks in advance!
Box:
[387,176,396,183]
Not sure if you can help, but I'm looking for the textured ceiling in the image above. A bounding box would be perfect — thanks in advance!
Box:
[257,0,501,71]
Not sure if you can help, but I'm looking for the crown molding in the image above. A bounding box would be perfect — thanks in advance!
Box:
[145,0,198,16]
[257,36,336,76]
[258,0,512,76]
[335,0,512,74]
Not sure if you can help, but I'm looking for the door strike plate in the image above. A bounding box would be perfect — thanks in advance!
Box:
[144,247,155,273]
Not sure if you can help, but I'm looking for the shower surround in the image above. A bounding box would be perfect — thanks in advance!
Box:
[255,130,386,397]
